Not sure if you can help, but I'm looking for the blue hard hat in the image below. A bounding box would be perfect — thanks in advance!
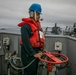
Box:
[29,3,42,14]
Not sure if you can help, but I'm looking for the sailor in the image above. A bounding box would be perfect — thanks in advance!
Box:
[18,3,45,75]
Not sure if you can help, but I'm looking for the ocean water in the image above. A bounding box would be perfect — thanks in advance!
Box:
[0,26,20,34]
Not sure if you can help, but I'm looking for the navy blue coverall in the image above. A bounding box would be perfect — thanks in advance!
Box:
[21,24,41,75]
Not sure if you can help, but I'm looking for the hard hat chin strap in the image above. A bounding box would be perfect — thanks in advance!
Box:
[34,11,37,22]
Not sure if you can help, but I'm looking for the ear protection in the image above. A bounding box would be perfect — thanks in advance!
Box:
[29,11,35,18]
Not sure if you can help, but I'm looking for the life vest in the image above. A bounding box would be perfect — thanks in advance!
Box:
[18,18,45,48]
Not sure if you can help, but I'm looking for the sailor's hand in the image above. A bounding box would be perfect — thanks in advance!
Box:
[34,53,42,59]
[43,50,48,53]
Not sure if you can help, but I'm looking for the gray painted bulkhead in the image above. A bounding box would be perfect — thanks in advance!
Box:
[0,33,21,75]
[0,32,76,75]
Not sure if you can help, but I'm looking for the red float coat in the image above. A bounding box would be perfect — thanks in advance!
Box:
[18,18,45,48]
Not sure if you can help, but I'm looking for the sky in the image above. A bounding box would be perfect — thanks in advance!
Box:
[0,0,76,28]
